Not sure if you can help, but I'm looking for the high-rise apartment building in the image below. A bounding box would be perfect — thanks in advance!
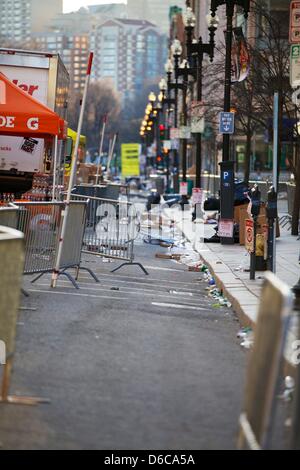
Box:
[0,0,62,43]
[90,18,168,102]
[32,31,89,90]
[127,0,186,34]
[0,2,169,101]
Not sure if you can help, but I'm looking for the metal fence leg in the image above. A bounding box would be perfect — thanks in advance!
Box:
[57,271,79,290]
[21,288,30,297]
[111,262,149,275]
[31,272,46,284]
[77,267,100,283]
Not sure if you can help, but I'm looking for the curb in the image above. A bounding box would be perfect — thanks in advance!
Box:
[177,217,297,374]
[196,249,258,328]
[179,220,259,328]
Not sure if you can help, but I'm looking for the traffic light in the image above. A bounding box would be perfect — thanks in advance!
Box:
[159,124,165,140]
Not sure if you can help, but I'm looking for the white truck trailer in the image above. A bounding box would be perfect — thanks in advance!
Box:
[0,48,69,194]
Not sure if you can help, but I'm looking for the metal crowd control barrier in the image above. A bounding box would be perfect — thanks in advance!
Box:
[237,272,293,450]
[0,225,45,405]
[72,182,129,201]
[12,201,99,289]
[16,202,63,275]
[19,201,99,289]
[70,194,148,275]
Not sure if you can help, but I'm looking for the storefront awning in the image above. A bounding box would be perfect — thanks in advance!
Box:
[0,72,66,139]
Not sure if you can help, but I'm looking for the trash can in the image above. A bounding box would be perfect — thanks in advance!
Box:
[0,226,24,363]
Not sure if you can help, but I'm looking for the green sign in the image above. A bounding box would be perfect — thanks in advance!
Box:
[291,45,300,58]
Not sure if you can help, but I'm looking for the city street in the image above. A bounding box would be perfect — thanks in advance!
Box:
[0,0,298,455]
[0,242,245,450]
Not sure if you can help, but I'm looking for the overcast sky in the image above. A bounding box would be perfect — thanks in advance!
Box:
[63,0,126,13]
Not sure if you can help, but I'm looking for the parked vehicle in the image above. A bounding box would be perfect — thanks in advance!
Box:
[0,48,69,194]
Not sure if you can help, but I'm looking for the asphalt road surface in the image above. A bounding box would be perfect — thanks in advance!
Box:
[0,241,246,450]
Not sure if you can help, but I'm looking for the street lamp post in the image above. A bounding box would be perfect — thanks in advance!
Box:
[164,59,177,191]
[184,6,218,189]
[171,39,196,205]
[140,99,158,170]
[211,0,250,244]
[170,41,183,194]
[148,92,160,168]
[179,62,188,205]
[159,78,171,193]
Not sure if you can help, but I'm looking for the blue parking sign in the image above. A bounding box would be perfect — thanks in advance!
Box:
[219,112,235,134]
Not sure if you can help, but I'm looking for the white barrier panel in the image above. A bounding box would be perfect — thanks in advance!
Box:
[70,194,148,275]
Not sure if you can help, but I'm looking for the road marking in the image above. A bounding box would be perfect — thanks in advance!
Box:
[34,272,202,292]
[77,268,197,286]
[152,302,207,311]
[144,266,185,272]
[27,289,128,300]
[33,282,205,303]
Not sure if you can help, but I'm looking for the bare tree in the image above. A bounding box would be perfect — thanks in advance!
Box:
[203,1,292,193]
[68,81,121,153]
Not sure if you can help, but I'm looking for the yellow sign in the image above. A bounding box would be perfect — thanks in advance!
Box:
[121,143,141,177]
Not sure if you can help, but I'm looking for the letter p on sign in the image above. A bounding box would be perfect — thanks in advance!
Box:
[0,340,6,365]
[0,80,6,105]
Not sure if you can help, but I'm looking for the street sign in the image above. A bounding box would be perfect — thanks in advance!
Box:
[170,128,180,140]
[180,182,188,196]
[245,219,254,253]
[290,1,300,44]
[290,44,300,87]
[219,112,235,134]
[192,188,203,205]
[191,117,205,133]
[218,219,234,238]
[121,143,141,177]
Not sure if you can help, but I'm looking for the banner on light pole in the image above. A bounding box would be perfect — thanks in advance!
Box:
[231,27,250,83]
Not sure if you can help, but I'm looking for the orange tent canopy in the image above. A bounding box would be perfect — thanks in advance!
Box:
[0,72,66,139]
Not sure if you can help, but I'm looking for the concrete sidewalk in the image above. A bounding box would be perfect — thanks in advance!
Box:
[178,209,300,327]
